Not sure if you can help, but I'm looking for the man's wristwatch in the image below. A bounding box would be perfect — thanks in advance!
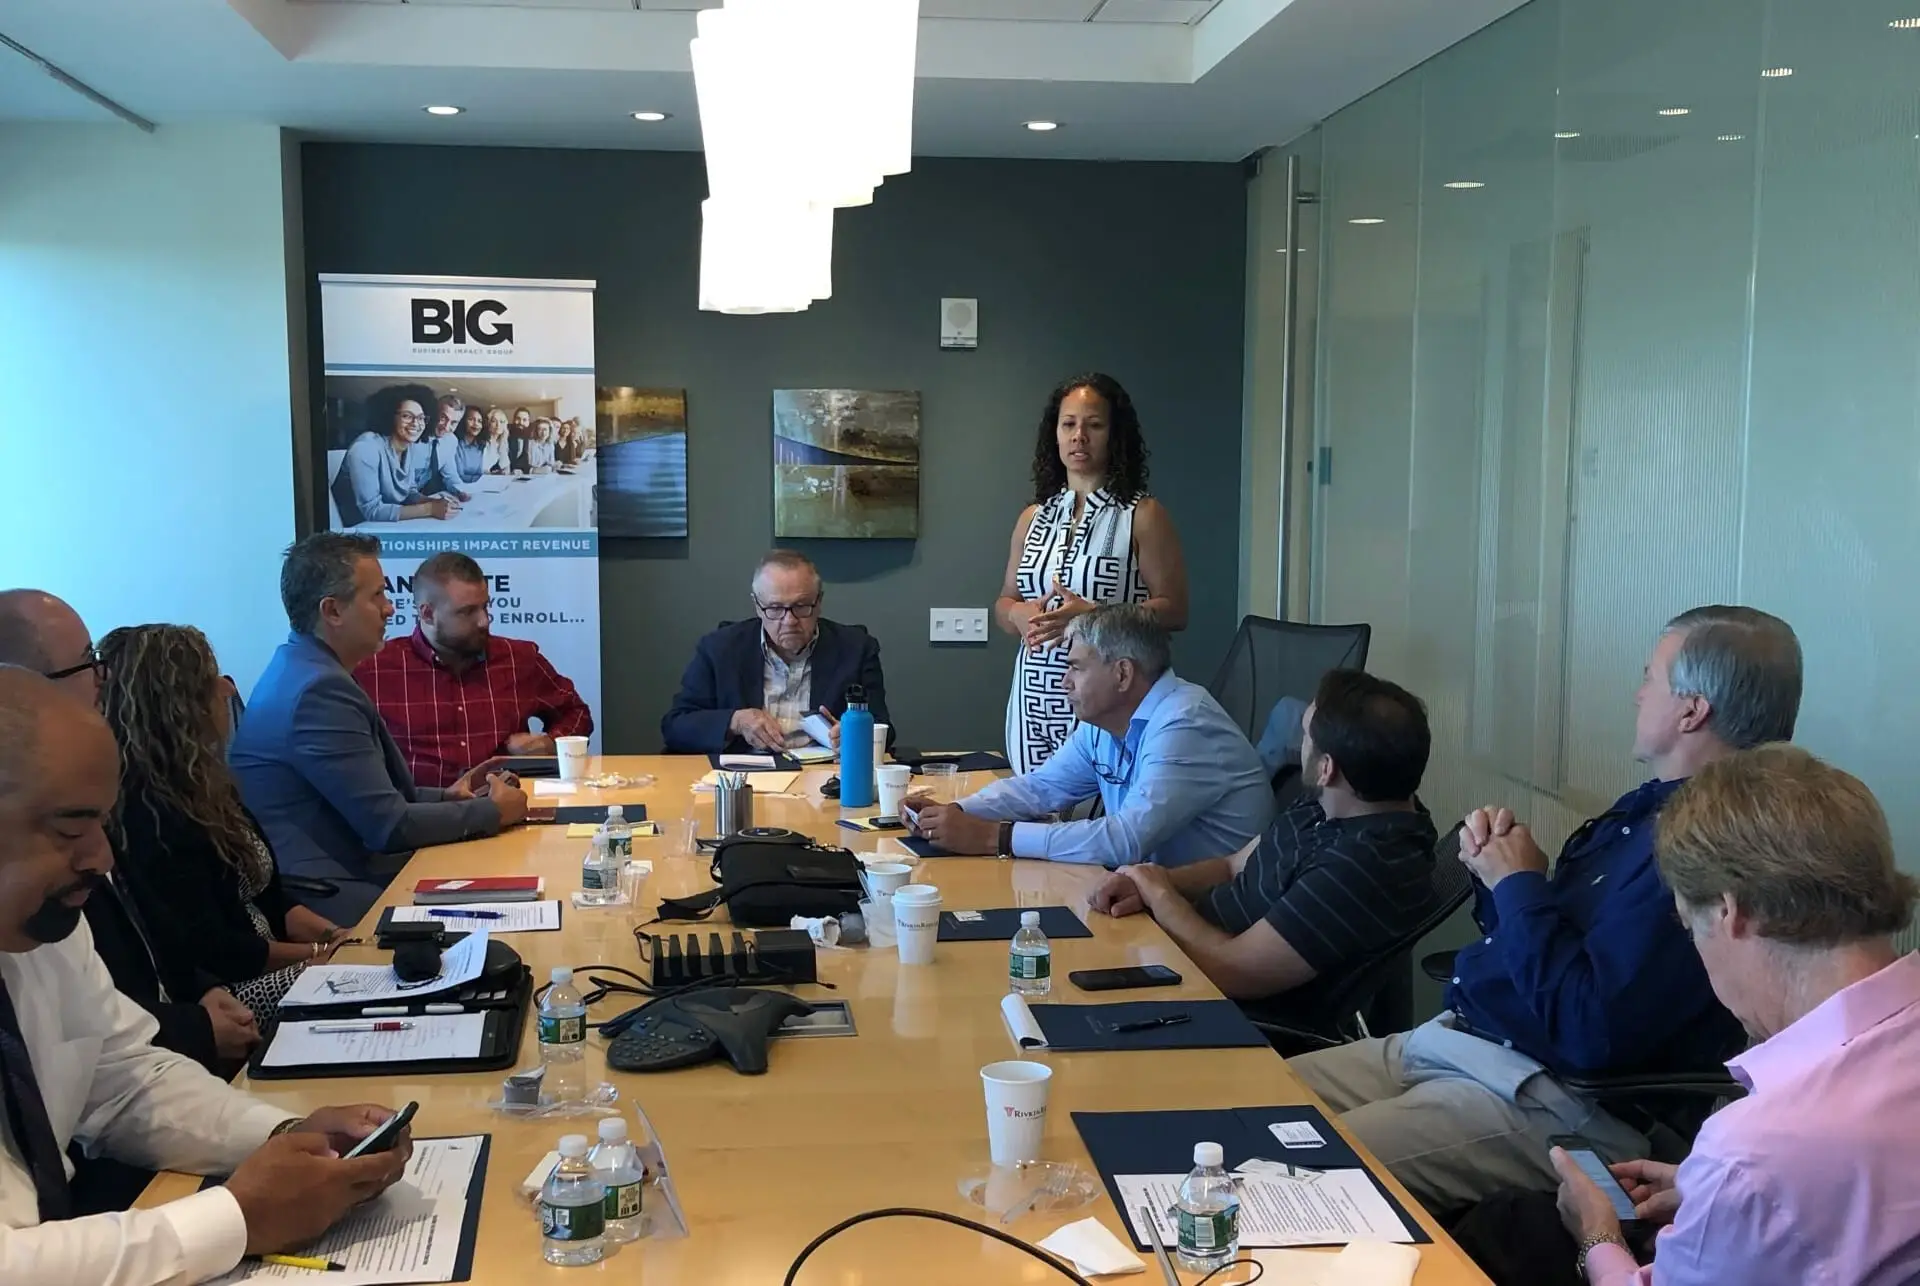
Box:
[996,822,1015,859]
[1574,1233,1628,1278]
[269,1117,304,1139]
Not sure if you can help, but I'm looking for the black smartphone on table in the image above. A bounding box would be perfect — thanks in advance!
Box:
[344,1101,419,1159]
[1067,964,1183,992]
[1549,1135,1638,1222]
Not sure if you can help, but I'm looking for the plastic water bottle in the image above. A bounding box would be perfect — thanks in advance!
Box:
[579,835,617,905]
[1009,910,1052,997]
[540,1134,606,1266]
[588,1117,646,1243]
[839,686,876,809]
[604,805,633,862]
[1174,1142,1240,1272]
[538,967,588,1103]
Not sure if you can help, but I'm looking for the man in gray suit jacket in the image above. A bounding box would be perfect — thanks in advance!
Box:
[232,533,530,926]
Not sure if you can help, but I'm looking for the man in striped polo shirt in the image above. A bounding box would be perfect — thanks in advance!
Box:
[1090,669,1439,1031]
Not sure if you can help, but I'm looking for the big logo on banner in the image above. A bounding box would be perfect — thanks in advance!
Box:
[318,273,603,750]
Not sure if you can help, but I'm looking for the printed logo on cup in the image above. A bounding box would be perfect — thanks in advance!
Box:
[1002,1106,1045,1120]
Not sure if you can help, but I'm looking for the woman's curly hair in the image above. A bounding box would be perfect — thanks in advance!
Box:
[1030,371,1150,505]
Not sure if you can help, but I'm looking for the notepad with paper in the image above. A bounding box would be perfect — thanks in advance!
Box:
[280,929,491,1007]
[1072,1106,1428,1250]
[205,1136,489,1284]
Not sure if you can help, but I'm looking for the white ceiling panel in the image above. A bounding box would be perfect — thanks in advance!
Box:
[404,0,638,8]
[1090,0,1218,23]
[919,0,1098,19]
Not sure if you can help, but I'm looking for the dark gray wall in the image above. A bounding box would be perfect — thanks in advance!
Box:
[300,144,1247,751]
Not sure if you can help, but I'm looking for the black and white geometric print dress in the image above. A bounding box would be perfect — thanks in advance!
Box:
[1004,487,1150,774]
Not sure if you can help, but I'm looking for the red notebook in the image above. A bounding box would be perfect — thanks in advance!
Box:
[413,876,545,904]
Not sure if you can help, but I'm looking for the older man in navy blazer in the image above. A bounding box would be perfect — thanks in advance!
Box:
[663,550,893,755]
[232,533,530,926]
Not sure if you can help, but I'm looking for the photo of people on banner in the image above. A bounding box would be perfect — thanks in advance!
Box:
[324,374,596,531]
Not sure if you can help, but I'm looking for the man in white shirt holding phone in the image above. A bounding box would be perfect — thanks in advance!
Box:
[0,667,412,1285]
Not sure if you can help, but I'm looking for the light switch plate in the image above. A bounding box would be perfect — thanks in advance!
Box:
[930,607,991,643]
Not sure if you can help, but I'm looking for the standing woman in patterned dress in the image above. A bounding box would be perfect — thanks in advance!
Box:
[995,372,1189,773]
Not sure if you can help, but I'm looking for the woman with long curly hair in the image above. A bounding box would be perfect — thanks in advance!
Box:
[993,372,1189,772]
[99,624,346,1021]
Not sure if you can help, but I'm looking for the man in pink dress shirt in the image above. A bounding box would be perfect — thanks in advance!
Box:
[1552,744,1920,1286]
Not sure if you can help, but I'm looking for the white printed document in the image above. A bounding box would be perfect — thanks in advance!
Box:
[261,1013,488,1069]
[531,779,576,797]
[280,930,490,1008]
[208,1136,484,1284]
[389,900,561,933]
[1116,1168,1414,1248]
[696,769,801,794]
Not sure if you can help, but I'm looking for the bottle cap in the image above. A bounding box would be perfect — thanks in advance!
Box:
[1020,910,1041,927]
[558,1134,590,1158]
[597,1117,629,1142]
[1194,1142,1223,1167]
[846,684,868,708]
[550,966,574,985]
[607,804,624,820]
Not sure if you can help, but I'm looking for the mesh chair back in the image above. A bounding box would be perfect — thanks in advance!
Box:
[1207,616,1372,741]
[1301,822,1472,1041]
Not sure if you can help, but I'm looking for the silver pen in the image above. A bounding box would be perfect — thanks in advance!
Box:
[1139,1204,1181,1286]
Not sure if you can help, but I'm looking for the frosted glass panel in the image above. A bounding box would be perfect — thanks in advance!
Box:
[1743,0,1920,855]
[1311,74,1421,683]
[1301,0,1920,888]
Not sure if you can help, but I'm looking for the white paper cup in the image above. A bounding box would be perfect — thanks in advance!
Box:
[872,724,890,779]
[877,764,912,819]
[555,736,590,781]
[892,883,941,965]
[862,861,913,899]
[981,1060,1052,1167]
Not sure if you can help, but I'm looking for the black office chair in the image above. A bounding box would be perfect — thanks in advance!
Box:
[1206,616,1372,743]
[1252,822,1475,1055]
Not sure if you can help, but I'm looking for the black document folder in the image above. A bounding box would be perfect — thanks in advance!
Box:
[895,834,954,858]
[707,752,803,770]
[248,969,532,1080]
[528,803,650,826]
[1072,1106,1431,1249]
[939,905,1093,941]
[1024,999,1267,1051]
[891,748,1010,773]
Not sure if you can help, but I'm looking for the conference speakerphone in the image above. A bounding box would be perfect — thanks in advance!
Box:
[641,928,818,988]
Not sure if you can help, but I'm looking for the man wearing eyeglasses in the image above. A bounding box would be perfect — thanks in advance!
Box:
[910,604,1271,867]
[661,550,893,755]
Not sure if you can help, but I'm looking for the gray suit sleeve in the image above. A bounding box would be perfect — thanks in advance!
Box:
[292,679,501,853]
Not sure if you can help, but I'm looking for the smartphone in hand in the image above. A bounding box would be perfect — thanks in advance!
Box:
[344,1102,419,1159]
[1549,1135,1637,1222]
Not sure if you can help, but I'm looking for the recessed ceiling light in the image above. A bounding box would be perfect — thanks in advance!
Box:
[1443,180,1486,189]
[1554,131,1582,139]
[1348,218,1385,225]
[1889,17,1920,27]
[632,111,672,122]
[1761,67,1794,78]
[1718,134,1747,142]
[424,105,462,117]
[1658,106,1691,116]
[1024,120,1059,132]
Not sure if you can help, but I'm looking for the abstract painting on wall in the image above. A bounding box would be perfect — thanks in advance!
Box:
[597,386,689,538]
[773,388,921,539]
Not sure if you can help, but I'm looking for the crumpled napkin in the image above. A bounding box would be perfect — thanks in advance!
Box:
[1036,1218,1145,1277]
[790,915,842,947]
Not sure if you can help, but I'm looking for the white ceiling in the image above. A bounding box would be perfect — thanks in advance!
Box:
[0,0,1528,160]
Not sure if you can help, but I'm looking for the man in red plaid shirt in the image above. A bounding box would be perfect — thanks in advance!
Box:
[354,552,594,788]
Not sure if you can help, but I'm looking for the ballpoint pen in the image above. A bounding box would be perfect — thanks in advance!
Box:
[432,909,504,920]
[311,1021,414,1033]
[1111,1014,1192,1034]
[249,1255,346,1272]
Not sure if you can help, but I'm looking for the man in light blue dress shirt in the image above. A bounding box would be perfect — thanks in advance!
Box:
[911,604,1272,867]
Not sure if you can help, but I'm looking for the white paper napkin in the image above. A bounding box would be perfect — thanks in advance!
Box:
[1334,1240,1421,1285]
[1036,1218,1145,1277]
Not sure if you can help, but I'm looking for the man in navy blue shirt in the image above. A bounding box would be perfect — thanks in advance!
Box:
[1290,605,1802,1214]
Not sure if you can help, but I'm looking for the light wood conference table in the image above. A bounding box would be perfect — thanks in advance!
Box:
[142,756,1490,1285]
